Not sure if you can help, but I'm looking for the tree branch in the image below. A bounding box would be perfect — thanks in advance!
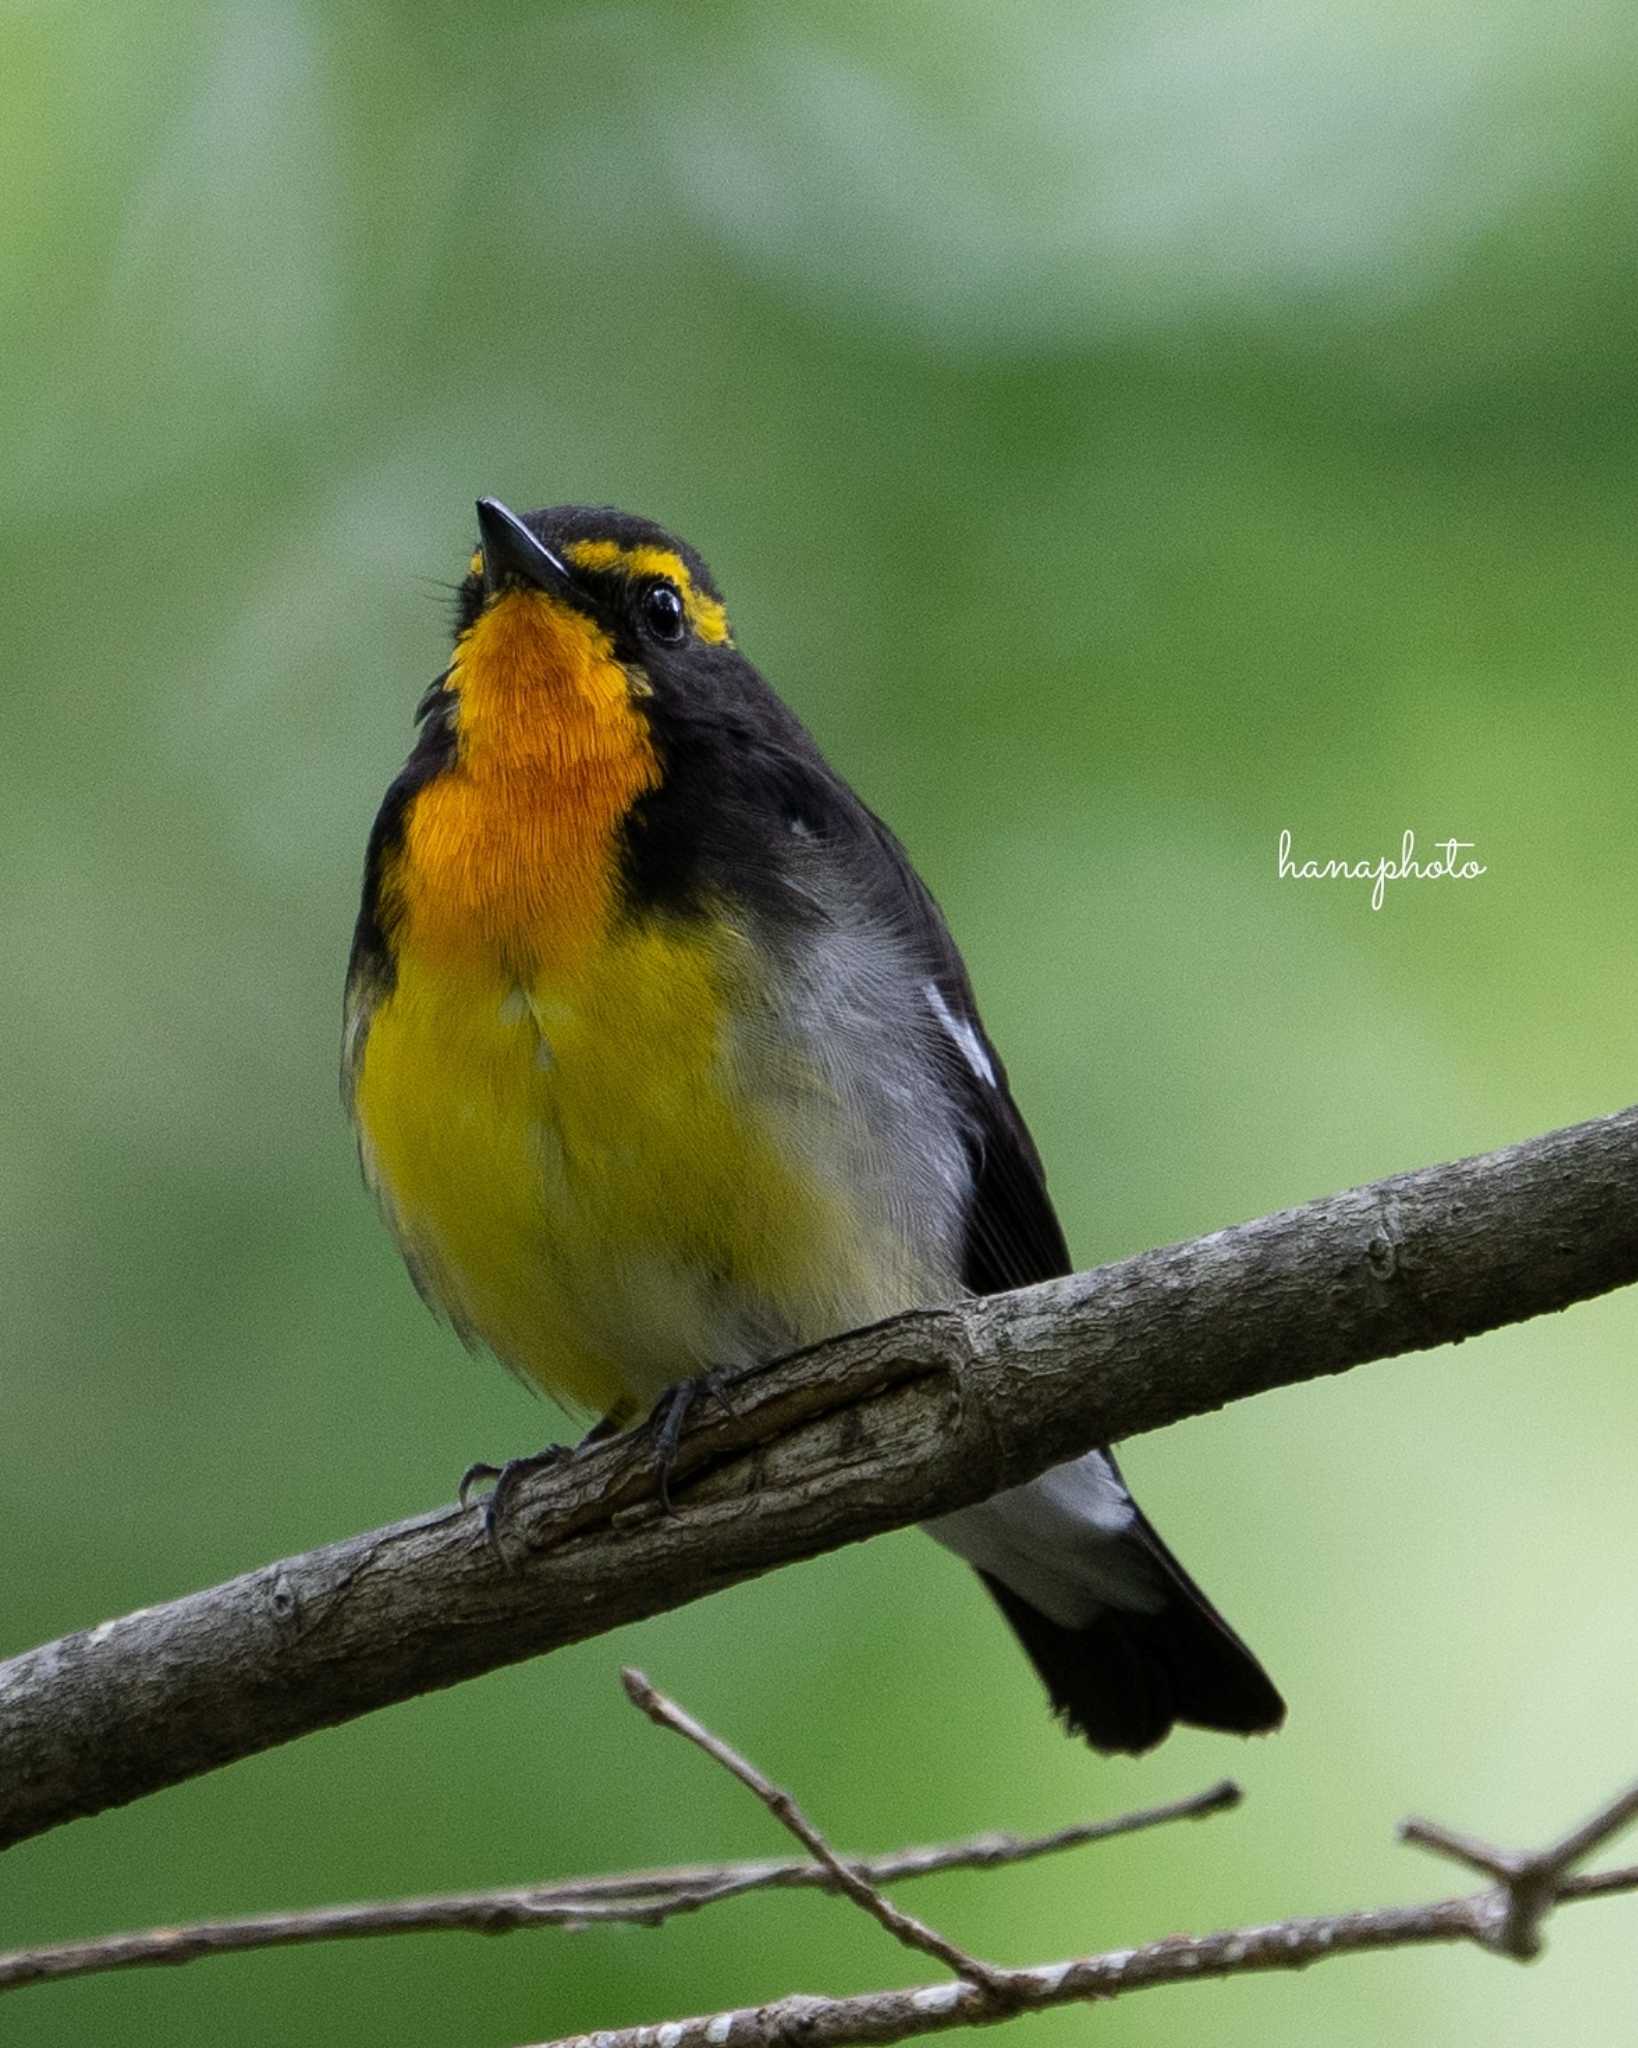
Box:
[0,1780,1239,1995]
[621,1668,1011,1995]
[532,1860,1638,2048]
[525,1690,1638,2048]
[3,1102,1635,1851]
[1402,1779,1638,1958]
[8,1671,1638,2048]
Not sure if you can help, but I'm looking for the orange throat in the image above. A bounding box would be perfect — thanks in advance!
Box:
[392,589,659,970]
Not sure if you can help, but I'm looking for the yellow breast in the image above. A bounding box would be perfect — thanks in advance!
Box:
[355,913,876,1416]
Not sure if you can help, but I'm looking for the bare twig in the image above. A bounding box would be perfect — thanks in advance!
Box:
[9,1676,1638,2048]
[621,1669,1012,1996]
[0,1783,1239,1996]
[4,1102,1637,1849]
[529,1779,1638,2048]
[1402,1778,1638,1958]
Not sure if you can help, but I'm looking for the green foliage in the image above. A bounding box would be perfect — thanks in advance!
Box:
[4,5,1636,2043]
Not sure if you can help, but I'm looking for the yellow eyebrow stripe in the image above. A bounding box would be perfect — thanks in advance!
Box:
[566,539,733,646]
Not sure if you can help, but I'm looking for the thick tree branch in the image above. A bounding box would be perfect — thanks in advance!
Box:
[3,1102,1635,1851]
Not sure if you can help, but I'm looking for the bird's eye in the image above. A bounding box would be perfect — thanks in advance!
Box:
[642,581,687,643]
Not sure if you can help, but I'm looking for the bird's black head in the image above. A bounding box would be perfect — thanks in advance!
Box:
[454,499,734,664]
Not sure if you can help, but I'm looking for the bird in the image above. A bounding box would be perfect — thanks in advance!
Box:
[343,496,1285,1754]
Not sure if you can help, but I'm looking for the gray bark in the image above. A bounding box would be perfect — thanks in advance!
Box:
[2,1102,1634,1852]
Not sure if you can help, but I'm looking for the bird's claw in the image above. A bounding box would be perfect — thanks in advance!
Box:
[457,1460,503,1513]
[648,1371,737,1512]
[460,1443,573,1547]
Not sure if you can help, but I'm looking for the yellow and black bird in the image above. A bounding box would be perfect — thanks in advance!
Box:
[344,497,1284,1753]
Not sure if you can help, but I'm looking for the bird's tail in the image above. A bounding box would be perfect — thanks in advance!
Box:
[926,1449,1284,1755]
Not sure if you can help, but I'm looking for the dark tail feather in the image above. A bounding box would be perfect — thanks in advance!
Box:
[977,1557,1285,1756]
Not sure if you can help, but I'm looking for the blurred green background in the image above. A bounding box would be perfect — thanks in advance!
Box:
[6,2,1638,2042]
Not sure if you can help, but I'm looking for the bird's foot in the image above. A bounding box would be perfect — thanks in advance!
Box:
[459,1443,574,1544]
[647,1370,738,1512]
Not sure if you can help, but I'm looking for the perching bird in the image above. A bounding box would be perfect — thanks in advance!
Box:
[343,498,1284,1753]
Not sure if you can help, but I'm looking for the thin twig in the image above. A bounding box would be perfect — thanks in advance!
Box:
[1399,1815,1515,1884]
[535,1690,1638,2048]
[1402,1777,1638,1958]
[533,1848,1638,2048]
[621,1669,1014,1997]
[0,1783,1238,1996]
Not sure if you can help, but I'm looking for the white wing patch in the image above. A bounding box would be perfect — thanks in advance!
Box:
[923,980,996,1088]
[926,1451,1159,1626]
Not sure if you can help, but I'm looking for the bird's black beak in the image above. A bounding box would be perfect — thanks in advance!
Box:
[476,498,574,600]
